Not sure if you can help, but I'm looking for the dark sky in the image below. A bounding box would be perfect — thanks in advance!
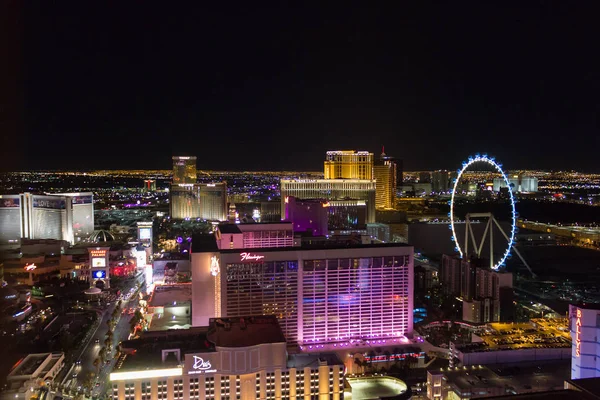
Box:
[1,2,599,172]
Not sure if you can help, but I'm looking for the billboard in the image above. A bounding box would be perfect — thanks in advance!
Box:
[139,228,151,240]
[71,195,93,205]
[92,258,106,268]
[93,270,107,279]
[0,198,19,208]
[33,198,66,209]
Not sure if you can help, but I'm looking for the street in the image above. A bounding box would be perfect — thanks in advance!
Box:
[52,272,146,399]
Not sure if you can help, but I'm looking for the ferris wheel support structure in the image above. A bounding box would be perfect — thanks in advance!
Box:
[450,154,536,278]
[464,212,536,278]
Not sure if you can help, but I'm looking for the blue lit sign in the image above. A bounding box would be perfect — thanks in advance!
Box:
[94,270,106,279]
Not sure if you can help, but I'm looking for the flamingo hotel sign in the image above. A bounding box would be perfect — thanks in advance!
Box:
[240,252,265,262]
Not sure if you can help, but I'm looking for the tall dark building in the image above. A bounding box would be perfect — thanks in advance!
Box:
[441,255,513,323]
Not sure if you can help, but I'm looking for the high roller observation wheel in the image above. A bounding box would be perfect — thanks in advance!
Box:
[449,154,517,271]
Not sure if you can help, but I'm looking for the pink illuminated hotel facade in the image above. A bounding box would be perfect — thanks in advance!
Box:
[190,231,414,346]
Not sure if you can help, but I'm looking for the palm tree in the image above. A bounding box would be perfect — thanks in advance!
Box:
[353,358,363,374]
[134,310,144,323]
[104,337,112,348]
[92,357,101,372]
[384,350,392,363]
[129,315,138,333]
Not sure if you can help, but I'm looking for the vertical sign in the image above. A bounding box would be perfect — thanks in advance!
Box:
[575,309,582,357]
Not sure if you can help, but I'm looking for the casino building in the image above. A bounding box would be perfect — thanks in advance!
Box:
[110,315,344,400]
[191,237,414,345]
[0,192,93,245]
[570,303,600,380]
[170,183,227,221]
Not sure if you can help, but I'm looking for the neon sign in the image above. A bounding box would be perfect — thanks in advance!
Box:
[90,250,107,258]
[240,252,264,262]
[24,263,37,271]
[189,356,216,374]
[210,256,220,276]
[575,309,582,357]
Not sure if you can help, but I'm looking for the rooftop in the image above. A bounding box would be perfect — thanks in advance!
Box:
[149,284,191,307]
[207,315,286,347]
[220,241,410,253]
[483,390,599,400]
[193,232,411,253]
[572,303,600,311]
[287,353,343,369]
[116,327,213,372]
[566,377,600,398]
[115,316,288,373]
[155,252,190,261]
[218,224,242,234]
[442,365,502,391]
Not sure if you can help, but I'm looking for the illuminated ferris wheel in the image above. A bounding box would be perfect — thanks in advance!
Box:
[449,154,535,277]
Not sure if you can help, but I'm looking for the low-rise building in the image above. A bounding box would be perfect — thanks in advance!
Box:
[2,353,64,400]
[147,284,192,331]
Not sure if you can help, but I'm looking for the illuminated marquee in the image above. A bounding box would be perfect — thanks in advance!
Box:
[90,250,107,258]
[240,252,265,262]
[575,309,582,357]
[210,256,220,276]
[189,356,216,374]
[92,258,106,268]
[139,228,152,240]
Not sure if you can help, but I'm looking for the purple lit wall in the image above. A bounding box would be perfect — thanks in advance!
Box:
[284,196,328,236]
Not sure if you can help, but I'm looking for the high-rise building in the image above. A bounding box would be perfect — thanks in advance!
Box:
[373,148,397,209]
[418,172,431,183]
[144,179,157,191]
[54,192,94,242]
[170,183,227,221]
[441,255,513,323]
[324,150,373,180]
[280,179,376,225]
[493,175,538,193]
[172,156,197,184]
[0,194,24,244]
[570,304,600,380]
[431,170,450,193]
[284,197,328,236]
[191,238,414,344]
[0,192,94,245]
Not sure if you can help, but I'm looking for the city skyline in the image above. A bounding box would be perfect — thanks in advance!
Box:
[1,3,599,172]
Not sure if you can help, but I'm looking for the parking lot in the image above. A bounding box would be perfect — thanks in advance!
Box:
[475,320,571,350]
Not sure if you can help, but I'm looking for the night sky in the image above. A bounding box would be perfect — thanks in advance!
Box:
[1,2,599,172]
